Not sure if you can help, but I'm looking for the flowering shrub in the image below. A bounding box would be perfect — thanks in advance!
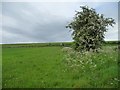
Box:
[62,45,119,87]
[66,6,115,52]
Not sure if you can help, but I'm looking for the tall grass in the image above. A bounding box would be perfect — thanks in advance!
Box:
[62,45,119,88]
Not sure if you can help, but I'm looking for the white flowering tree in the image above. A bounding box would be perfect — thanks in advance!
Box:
[66,6,115,52]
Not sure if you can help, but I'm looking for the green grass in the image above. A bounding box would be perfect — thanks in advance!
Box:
[63,45,119,88]
[0,45,2,89]
[2,45,119,88]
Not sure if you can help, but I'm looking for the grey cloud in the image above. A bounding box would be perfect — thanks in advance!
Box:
[1,2,118,44]
[2,2,72,43]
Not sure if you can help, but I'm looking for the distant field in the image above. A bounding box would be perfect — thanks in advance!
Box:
[2,43,119,88]
[2,41,119,48]
[2,42,72,48]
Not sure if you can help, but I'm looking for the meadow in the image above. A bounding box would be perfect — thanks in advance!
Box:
[0,45,2,89]
[2,42,119,88]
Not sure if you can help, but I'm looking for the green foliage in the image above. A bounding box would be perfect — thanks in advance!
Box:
[63,45,119,88]
[66,6,115,52]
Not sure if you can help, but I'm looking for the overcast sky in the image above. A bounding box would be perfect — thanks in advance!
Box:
[1,1,118,44]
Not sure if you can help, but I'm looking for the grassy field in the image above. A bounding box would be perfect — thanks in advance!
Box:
[2,44,119,88]
[0,45,2,89]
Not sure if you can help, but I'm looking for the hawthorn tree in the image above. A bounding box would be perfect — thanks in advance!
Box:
[66,6,115,52]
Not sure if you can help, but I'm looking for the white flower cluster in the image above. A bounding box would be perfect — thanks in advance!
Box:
[62,45,118,73]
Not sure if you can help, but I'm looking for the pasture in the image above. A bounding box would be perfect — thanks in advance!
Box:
[2,43,119,88]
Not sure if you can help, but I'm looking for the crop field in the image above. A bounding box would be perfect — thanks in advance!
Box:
[2,43,119,88]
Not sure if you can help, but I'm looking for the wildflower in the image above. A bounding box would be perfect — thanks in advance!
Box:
[110,82,113,85]
[93,64,97,67]
[114,78,120,81]
[114,78,118,81]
